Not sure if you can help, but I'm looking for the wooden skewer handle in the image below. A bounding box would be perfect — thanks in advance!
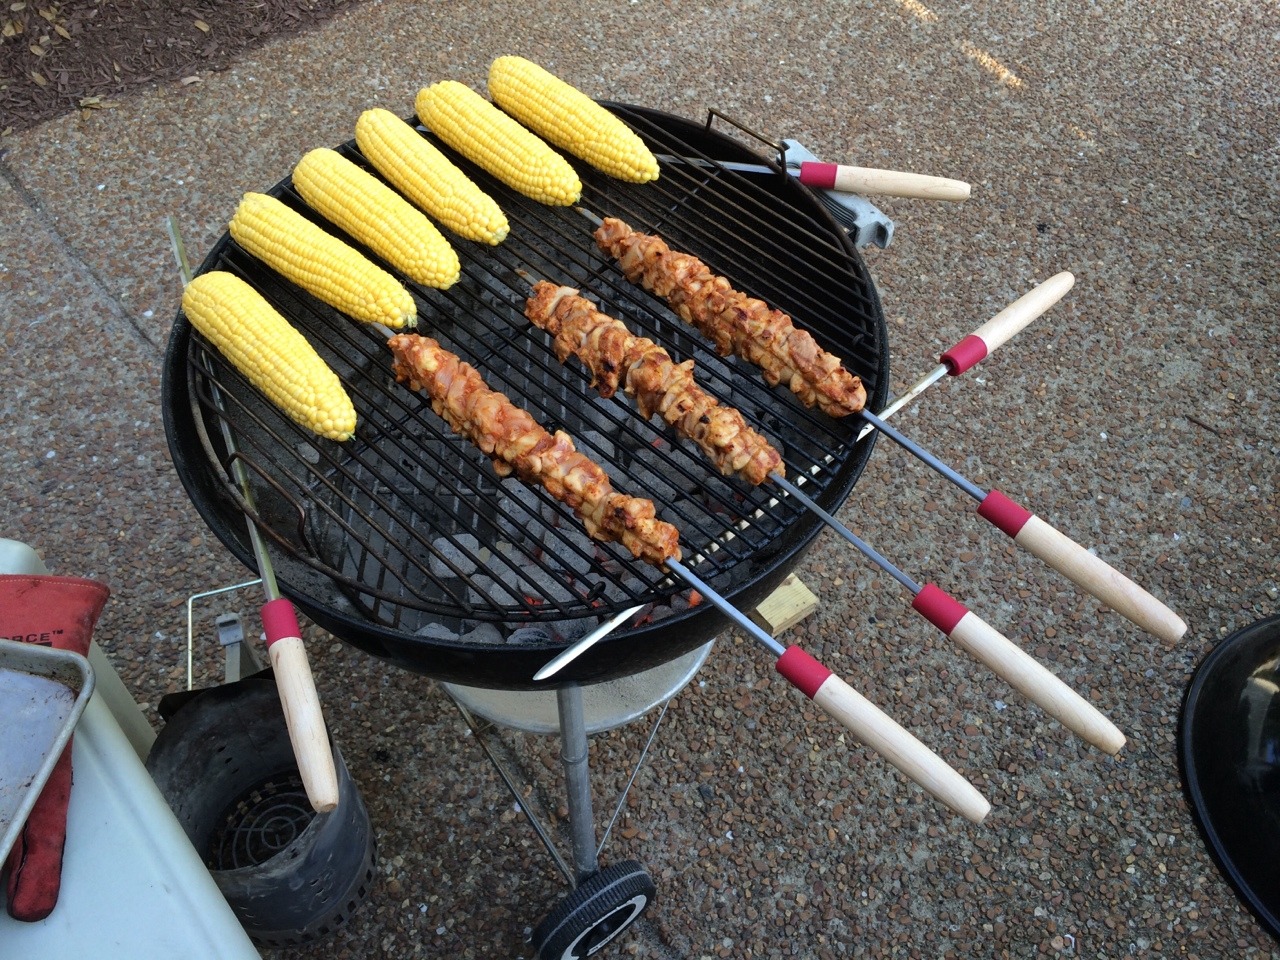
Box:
[796,162,971,201]
[777,646,991,824]
[263,599,341,813]
[940,272,1076,375]
[979,492,1188,644]
[912,585,1126,753]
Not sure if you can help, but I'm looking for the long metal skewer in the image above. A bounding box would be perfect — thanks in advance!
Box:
[168,218,339,813]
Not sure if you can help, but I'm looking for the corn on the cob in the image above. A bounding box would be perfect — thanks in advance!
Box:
[487,56,658,184]
[182,271,357,442]
[415,80,582,206]
[229,192,417,329]
[354,108,509,246]
[292,147,460,289]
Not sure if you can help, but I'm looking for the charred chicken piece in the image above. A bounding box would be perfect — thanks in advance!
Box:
[387,333,681,565]
[525,281,784,486]
[593,217,867,418]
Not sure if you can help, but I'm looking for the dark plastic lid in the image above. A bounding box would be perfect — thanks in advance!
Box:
[1179,613,1280,942]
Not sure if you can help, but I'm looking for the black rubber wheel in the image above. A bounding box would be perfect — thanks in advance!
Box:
[146,674,377,947]
[531,860,655,959]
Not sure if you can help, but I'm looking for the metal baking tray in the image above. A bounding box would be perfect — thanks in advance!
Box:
[0,638,95,864]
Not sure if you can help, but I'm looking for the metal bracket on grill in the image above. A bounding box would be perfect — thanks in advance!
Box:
[703,109,895,250]
[780,140,895,250]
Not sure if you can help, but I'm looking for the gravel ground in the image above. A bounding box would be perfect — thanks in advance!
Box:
[1,1,1277,957]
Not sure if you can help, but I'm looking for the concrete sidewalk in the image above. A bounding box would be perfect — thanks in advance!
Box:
[2,1,1277,957]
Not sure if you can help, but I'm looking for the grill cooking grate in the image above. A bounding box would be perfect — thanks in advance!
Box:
[179,105,886,640]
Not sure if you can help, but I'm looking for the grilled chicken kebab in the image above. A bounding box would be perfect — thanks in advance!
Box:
[593,217,867,418]
[525,281,783,486]
[387,333,681,565]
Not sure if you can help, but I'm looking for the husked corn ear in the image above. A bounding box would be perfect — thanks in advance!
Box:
[355,108,509,246]
[488,56,658,184]
[292,147,461,289]
[182,271,356,442]
[229,192,417,329]
[416,80,582,206]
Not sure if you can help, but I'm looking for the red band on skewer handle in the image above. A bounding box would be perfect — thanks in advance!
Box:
[261,597,302,647]
[797,162,840,191]
[774,644,990,823]
[940,335,989,375]
[911,584,969,635]
[776,645,833,698]
[977,489,1035,538]
[795,162,971,201]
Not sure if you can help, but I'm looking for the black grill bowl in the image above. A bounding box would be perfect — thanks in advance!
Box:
[162,105,889,689]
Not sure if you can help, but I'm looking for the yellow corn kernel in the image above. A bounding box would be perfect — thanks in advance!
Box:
[415,80,582,206]
[229,192,417,329]
[182,271,356,442]
[355,108,509,246]
[488,56,658,184]
[292,147,460,289]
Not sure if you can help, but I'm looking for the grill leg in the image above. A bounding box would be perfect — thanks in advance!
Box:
[557,684,599,885]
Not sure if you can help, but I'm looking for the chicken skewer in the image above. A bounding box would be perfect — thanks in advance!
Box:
[386,331,988,822]
[525,282,1123,754]
[589,214,1184,644]
[387,332,680,566]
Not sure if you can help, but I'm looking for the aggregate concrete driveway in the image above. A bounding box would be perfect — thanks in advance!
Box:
[1,1,1276,957]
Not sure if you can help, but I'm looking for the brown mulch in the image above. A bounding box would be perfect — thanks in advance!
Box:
[0,0,365,135]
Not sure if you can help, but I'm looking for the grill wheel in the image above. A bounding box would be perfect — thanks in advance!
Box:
[531,860,657,960]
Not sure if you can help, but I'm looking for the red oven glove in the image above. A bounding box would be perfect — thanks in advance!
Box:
[1,574,110,922]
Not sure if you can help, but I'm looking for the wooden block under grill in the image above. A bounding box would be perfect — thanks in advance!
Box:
[750,574,819,636]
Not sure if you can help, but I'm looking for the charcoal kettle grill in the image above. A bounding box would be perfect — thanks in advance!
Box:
[162,103,891,954]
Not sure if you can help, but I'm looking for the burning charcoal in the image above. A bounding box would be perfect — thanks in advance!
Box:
[580,393,624,434]
[506,625,556,646]
[601,573,649,605]
[522,562,577,604]
[668,590,696,614]
[428,533,481,579]
[636,603,678,626]
[458,622,504,645]
[696,353,736,390]
[414,621,461,641]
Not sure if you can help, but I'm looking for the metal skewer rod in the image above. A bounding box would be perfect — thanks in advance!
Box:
[168,218,339,813]
[858,272,1076,437]
[663,559,990,823]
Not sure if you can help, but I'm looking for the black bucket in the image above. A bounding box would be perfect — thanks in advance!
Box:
[146,675,377,947]
[1179,613,1280,943]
